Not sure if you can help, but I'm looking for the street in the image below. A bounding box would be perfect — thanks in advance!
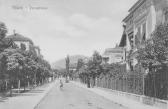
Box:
[35,81,128,109]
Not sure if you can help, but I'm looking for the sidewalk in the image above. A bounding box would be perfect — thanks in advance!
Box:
[0,80,57,109]
[72,81,161,109]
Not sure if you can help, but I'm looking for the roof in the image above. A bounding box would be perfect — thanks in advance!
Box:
[119,25,127,47]
[103,47,124,55]
[123,13,133,22]
[123,0,146,22]
[128,0,146,12]
[6,33,34,45]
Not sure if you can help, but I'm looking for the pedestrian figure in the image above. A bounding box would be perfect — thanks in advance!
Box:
[60,80,63,90]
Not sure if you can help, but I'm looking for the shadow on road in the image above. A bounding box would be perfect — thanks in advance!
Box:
[0,97,8,102]
[11,89,45,97]
[0,92,9,102]
[0,87,46,102]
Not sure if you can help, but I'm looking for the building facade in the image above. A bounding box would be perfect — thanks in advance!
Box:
[6,32,41,57]
[34,46,41,57]
[102,47,125,64]
[7,33,34,51]
[123,0,168,70]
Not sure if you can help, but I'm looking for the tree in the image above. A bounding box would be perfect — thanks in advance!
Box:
[92,51,102,65]
[0,52,8,91]
[73,58,84,79]
[76,59,84,72]
[0,22,53,94]
[0,22,14,52]
[137,23,168,99]
[0,48,25,95]
[24,57,36,87]
[77,51,103,88]
[0,22,7,40]
[0,22,17,92]
[65,55,70,82]
[78,64,89,85]
[87,51,102,87]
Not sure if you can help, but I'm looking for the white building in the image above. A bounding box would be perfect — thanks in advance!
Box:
[122,0,168,71]
[102,47,125,64]
[6,32,41,57]
[7,33,34,51]
[34,46,41,57]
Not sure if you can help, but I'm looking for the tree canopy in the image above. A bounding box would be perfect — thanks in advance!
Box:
[137,23,168,70]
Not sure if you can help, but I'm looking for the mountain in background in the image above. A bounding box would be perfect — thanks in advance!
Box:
[51,55,89,69]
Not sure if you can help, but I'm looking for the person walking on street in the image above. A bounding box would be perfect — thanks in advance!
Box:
[60,79,63,90]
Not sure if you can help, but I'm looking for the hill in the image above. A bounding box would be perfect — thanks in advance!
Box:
[51,55,89,69]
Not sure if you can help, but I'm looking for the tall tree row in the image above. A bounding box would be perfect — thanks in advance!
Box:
[74,23,168,100]
[137,23,168,99]
[0,22,52,95]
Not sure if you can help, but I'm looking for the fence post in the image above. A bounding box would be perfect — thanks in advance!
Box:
[95,77,97,87]
[140,95,144,103]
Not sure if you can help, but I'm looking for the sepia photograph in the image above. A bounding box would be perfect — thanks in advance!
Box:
[0,0,168,109]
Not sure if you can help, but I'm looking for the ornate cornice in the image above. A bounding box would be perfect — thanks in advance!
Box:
[129,0,147,13]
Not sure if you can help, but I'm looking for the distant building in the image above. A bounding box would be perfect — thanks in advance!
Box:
[34,46,41,57]
[7,32,33,51]
[6,31,41,57]
[69,63,77,71]
[102,47,125,64]
[122,0,168,70]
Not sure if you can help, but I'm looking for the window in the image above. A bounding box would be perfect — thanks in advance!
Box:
[135,27,141,46]
[142,23,146,42]
[129,60,134,71]
[128,32,134,49]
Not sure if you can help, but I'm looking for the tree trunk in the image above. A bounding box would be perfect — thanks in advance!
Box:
[5,81,8,90]
[24,80,26,91]
[87,77,90,88]
[34,73,37,87]
[39,81,41,86]
[9,81,12,97]
[28,81,30,89]
[92,77,96,87]
[18,80,20,93]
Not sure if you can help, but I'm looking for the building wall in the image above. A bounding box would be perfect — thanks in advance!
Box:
[123,0,168,71]
[14,41,30,51]
[34,47,41,56]
[102,48,124,64]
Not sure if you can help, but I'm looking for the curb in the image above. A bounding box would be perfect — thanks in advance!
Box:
[71,81,128,108]
[71,81,160,109]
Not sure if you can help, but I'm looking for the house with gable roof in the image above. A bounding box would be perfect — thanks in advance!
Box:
[6,31,41,57]
[121,0,168,71]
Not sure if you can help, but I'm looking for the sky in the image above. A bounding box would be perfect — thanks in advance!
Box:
[0,0,137,64]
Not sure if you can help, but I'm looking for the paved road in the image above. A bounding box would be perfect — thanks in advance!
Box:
[35,82,128,109]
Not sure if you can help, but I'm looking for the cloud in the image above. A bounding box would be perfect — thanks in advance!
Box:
[0,9,122,62]
[67,13,122,45]
[0,0,138,63]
